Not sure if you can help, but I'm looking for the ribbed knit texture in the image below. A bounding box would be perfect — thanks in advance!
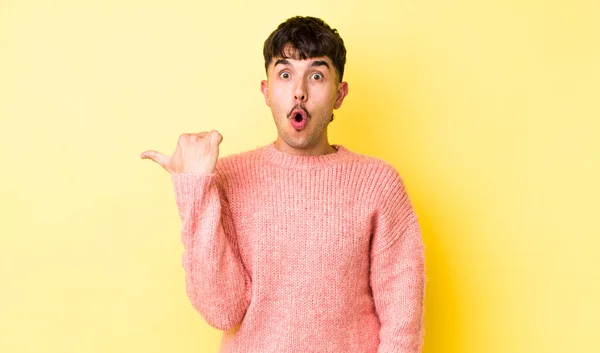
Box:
[171,142,426,353]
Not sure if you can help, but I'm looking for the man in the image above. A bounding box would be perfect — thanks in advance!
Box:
[141,16,426,353]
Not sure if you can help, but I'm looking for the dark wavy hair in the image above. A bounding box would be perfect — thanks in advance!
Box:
[263,16,347,81]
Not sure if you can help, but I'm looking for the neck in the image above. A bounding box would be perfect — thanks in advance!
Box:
[274,138,337,156]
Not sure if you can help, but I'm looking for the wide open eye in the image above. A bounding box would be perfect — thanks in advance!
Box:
[280,71,291,79]
[311,73,323,80]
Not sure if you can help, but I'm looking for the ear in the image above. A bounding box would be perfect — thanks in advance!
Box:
[333,81,349,109]
[261,80,271,107]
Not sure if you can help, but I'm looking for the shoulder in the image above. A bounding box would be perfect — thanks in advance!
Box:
[213,144,266,179]
[342,147,404,184]
[340,148,411,211]
[218,147,261,167]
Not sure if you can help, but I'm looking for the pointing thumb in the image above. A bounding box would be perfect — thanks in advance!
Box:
[140,150,169,169]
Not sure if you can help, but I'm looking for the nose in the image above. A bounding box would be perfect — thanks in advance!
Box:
[294,79,308,102]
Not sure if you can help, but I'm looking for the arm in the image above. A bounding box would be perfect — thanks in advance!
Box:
[370,167,426,353]
[172,172,251,331]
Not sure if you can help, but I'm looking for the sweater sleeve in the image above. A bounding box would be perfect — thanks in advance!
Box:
[370,167,426,353]
[171,173,251,331]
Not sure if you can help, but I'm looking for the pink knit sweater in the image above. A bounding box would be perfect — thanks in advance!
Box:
[171,142,426,353]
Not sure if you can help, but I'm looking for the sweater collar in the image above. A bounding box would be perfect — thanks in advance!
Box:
[261,141,351,169]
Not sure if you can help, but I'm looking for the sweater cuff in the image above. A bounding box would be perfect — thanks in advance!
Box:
[171,173,216,209]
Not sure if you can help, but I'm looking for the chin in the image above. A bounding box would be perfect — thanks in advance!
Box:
[280,133,313,149]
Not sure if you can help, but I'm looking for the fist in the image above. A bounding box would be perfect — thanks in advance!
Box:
[140,130,223,175]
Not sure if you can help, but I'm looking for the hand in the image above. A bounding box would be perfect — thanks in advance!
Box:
[140,130,223,175]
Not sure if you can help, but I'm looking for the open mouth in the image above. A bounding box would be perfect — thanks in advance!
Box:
[289,108,309,130]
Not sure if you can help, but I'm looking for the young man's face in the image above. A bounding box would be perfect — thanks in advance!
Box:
[261,49,348,153]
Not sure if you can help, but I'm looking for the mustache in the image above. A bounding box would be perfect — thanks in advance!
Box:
[287,104,311,119]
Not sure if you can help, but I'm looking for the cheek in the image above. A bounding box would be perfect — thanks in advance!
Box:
[268,84,282,101]
[268,94,286,116]
[311,85,336,103]
[269,86,291,114]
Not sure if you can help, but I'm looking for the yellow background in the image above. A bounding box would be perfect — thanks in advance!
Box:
[1,1,599,352]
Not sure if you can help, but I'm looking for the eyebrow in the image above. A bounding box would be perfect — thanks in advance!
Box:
[274,58,291,67]
[310,60,330,69]
[274,59,330,70]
